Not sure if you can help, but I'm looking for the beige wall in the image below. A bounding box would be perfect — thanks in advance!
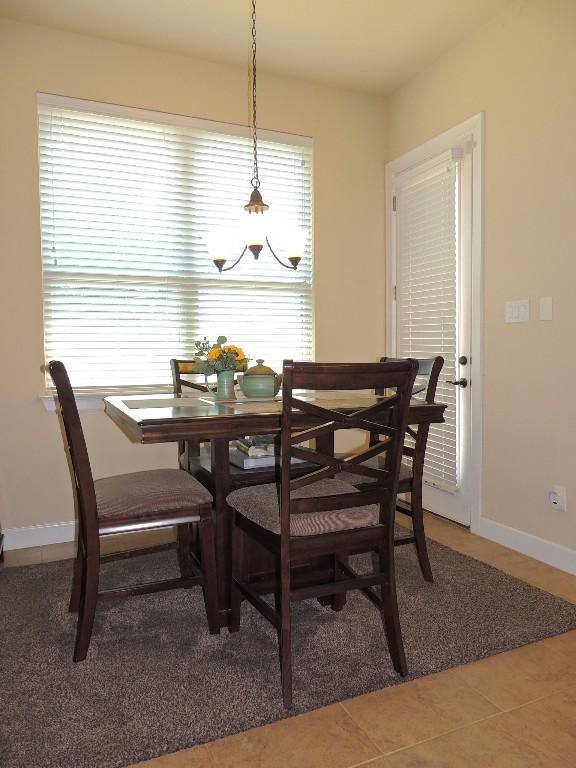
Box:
[0,19,387,533]
[387,0,576,551]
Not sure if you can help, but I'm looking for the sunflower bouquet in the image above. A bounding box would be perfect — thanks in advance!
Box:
[193,335,248,374]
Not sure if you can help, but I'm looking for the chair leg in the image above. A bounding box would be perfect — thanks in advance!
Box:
[279,566,293,709]
[377,544,408,676]
[198,516,221,635]
[229,522,244,634]
[73,552,99,662]
[177,523,195,580]
[69,537,84,613]
[410,487,433,582]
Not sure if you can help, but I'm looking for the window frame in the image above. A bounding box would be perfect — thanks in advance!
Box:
[37,94,314,398]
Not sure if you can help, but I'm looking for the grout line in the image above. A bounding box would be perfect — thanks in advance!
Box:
[338,702,386,757]
[345,755,389,768]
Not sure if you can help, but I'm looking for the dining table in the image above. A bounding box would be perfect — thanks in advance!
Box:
[104,389,446,625]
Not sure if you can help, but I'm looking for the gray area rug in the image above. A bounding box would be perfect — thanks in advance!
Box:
[2,537,576,768]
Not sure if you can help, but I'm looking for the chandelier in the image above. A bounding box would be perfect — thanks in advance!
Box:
[211,0,302,273]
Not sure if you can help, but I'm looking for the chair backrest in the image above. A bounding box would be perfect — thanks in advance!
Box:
[48,360,98,548]
[170,359,209,395]
[280,359,418,539]
[170,359,209,463]
[379,356,444,472]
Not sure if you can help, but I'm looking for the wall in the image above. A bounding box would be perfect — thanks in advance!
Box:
[0,19,387,537]
[387,0,576,554]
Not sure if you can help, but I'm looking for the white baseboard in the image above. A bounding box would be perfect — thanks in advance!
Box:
[3,520,76,550]
[5,516,575,577]
[478,517,576,576]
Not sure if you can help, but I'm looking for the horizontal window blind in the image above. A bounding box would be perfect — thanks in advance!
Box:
[38,96,313,391]
[395,154,459,491]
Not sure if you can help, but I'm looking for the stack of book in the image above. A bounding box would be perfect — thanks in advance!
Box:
[229,435,304,470]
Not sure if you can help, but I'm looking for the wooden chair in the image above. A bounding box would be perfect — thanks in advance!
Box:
[171,358,298,490]
[49,360,220,662]
[227,358,418,708]
[340,356,444,582]
[170,359,209,471]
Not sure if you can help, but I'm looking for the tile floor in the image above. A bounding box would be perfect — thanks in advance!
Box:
[4,513,576,767]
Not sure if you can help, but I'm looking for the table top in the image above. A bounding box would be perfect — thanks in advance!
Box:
[104,390,446,444]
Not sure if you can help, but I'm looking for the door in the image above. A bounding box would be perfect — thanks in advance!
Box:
[386,116,483,528]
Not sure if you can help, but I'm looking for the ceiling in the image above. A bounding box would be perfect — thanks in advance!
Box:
[0,0,511,94]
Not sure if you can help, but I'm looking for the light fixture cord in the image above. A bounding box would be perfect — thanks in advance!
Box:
[250,0,260,189]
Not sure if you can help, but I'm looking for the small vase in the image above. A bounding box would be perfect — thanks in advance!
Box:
[215,369,236,401]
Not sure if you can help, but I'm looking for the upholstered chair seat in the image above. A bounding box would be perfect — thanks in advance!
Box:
[227,478,381,537]
[96,469,213,523]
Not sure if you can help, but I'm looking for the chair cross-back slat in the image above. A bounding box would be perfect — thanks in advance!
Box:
[283,363,415,519]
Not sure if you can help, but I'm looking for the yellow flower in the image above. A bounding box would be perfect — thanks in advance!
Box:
[207,347,223,360]
[222,344,246,360]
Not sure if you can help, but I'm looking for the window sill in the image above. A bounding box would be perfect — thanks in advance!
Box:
[40,393,105,413]
[40,387,172,413]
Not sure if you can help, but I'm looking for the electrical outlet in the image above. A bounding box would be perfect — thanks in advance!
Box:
[548,485,567,512]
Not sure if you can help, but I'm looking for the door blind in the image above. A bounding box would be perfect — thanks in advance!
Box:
[395,154,459,491]
[38,96,313,391]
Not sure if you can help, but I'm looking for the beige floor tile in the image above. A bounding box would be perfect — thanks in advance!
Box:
[41,541,76,562]
[385,717,571,768]
[206,704,380,768]
[341,669,499,753]
[131,744,213,767]
[494,687,576,765]
[2,545,43,566]
[506,562,576,603]
[540,628,576,658]
[455,637,576,710]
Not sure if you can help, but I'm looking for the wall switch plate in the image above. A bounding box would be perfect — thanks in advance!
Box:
[539,296,553,321]
[505,299,529,323]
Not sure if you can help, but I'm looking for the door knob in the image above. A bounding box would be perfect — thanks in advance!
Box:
[446,378,468,388]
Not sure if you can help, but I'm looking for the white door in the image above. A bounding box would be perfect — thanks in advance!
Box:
[386,116,483,528]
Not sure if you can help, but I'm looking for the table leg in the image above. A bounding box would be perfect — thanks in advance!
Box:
[210,438,233,627]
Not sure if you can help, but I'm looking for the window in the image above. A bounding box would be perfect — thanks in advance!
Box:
[394,152,459,491]
[38,95,313,392]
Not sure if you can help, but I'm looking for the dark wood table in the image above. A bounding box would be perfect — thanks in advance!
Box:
[104,391,446,623]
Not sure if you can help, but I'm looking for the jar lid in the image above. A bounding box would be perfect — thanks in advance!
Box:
[244,358,276,376]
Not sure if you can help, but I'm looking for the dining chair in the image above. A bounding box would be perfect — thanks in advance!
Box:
[171,357,289,489]
[49,360,220,663]
[226,358,418,708]
[171,359,210,471]
[340,356,444,582]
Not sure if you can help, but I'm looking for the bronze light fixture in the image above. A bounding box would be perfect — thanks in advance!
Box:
[212,0,302,273]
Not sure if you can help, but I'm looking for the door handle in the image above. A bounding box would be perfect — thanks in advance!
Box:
[446,378,468,388]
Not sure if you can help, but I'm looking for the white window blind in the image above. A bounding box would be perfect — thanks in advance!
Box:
[38,96,313,392]
[395,153,459,491]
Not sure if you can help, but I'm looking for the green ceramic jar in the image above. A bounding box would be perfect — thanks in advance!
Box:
[238,359,282,398]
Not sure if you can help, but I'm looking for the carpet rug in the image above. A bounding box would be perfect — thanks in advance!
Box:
[1,538,575,768]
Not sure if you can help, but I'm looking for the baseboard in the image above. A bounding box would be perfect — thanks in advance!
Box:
[5,516,575,577]
[478,517,576,576]
[3,520,76,551]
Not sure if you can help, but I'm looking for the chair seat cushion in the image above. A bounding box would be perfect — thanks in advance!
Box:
[227,477,381,537]
[95,469,213,522]
[338,457,413,487]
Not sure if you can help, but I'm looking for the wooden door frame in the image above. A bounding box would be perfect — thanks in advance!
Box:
[385,113,484,533]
